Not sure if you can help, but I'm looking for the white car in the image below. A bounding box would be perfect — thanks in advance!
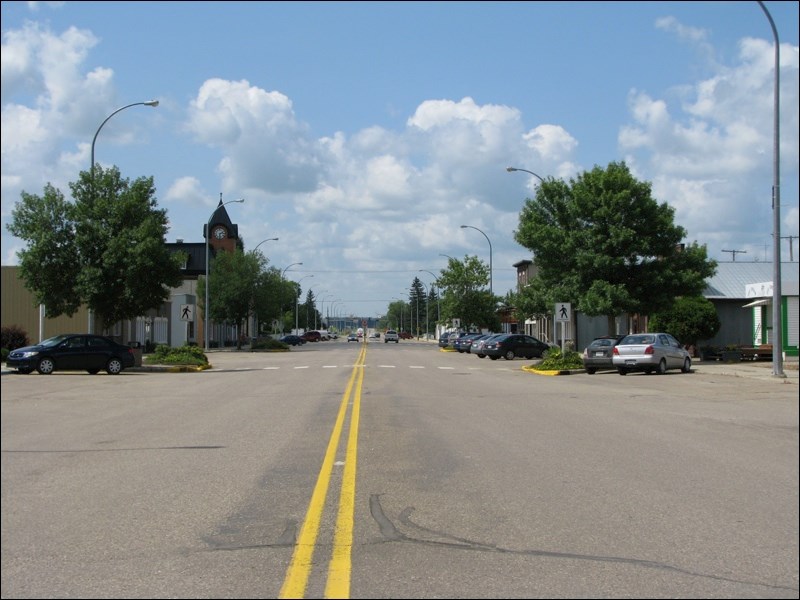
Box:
[384,330,399,343]
[611,332,692,375]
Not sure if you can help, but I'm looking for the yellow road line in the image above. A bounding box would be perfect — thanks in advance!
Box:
[279,342,366,599]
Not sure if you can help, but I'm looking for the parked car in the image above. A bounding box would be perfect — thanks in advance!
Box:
[611,332,692,375]
[481,333,550,361]
[472,334,502,358]
[438,332,453,348]
[453,333,482,353]
[301,330,321,342]
[581,335,625,374]
[384,330,399,343]
[347,333,359,342]
[279,334,306,346]
[399,331,413,340]
[6,333,136,375]
[467,334,493,354]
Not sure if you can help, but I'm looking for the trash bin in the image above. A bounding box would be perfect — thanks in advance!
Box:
[128,341,143,367]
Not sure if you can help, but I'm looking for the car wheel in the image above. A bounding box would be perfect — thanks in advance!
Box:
[36,357,55,375]
[106,358,124,375]
[87,369,100,375]
[477,354,485,359]
[585,368,597,375]
[681,357,691,373]
[617,368,627,376]
[17,368,32,375]
[656,359,667,375]
[489,356,499,360]
[504,350,516,360]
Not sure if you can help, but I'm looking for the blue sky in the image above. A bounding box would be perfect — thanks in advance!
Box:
[2,1,798,322]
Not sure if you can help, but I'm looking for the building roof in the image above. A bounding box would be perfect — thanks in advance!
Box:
[703,261,799,299]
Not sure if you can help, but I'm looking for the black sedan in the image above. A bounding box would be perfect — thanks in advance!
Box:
[279,335,306,346]
[581,335,625,374]
[6,334,136,375]
[481,333,551,361]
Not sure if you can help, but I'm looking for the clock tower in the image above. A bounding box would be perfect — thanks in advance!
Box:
[205,198,241,253]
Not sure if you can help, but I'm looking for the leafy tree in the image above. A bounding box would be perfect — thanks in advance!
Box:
[7,167,184,328]
[513,161,716,333]
[648,296,721,348]
[436,255,500,331]
[200,248,262,349]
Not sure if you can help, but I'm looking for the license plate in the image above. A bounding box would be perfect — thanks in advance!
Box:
[594,352,605,357]
[625,359,636,365]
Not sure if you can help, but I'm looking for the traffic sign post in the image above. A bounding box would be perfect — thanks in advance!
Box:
[555,303,571,352]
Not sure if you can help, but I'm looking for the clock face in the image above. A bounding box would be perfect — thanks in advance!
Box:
[213,226,227,240]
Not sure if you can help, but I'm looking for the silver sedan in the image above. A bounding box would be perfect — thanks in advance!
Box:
[611,332,692,375]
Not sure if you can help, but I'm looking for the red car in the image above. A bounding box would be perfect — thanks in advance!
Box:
[300,330,321,342]
[399,331,413,339]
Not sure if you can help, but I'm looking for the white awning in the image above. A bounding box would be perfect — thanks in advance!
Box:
[742,299,770,308]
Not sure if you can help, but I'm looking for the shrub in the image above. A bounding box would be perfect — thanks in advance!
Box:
[1,325,30,351]
[533,345,583,371]
[145,343,208,366]
[252,337,289,351]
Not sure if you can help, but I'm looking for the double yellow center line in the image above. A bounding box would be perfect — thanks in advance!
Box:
[279,341,367,599]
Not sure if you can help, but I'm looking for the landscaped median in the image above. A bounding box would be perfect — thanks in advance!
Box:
[521,346,584,376]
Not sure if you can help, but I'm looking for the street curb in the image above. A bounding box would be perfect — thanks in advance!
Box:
[522,366,582,376]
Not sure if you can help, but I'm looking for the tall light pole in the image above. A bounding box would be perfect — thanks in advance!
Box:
[757,1,784,378]
[91,100,159,179]
[294,275,313,333]
[88,99,159,334]
[205,198,244,351]
[460,224,492,296]
[419,280,429,339]
[419,269,441,325]
[279,263,302,334]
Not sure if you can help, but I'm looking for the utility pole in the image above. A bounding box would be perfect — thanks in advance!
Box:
[722,249,747,261]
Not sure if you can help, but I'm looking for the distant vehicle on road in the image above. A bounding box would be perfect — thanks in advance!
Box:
[384,330,399,343]
[279,335,306,346]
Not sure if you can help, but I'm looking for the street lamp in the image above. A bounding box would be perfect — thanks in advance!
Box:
[419,269,441,325]
[91,100,160,179]
[88,99,159,334]
[253,237,279,252]
[294,275,313,333]
[418,280,429,339]
[205,198,244,351]
[757,1,784,378]
[279,263,302,334]
[506,166,544,183]
[460,224,492,296]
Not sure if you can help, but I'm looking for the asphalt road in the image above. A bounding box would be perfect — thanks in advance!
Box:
[2,340,798,599]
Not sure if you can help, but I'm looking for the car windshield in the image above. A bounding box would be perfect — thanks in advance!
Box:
[39,335,70,348]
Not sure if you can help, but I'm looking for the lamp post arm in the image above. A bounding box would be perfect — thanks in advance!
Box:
[91,100,159,178]
[506,166,544,183]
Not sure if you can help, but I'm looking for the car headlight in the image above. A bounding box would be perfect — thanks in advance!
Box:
[18,351,39,358]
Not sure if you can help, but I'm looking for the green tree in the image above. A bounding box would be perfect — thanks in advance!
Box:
[648,296,721,348]
[513,161,716,333]
[436,255,500,331]
[7,167,183,328]
[200,248,262,349]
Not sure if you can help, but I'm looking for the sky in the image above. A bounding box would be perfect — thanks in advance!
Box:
[2,1,798,322]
